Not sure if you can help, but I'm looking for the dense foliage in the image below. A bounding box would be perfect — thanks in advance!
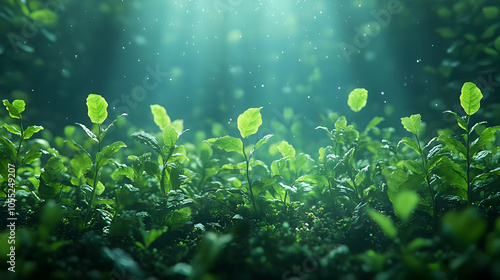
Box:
[1,82,499,279]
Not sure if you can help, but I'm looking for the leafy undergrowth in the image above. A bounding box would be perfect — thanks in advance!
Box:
[1,82,500,280]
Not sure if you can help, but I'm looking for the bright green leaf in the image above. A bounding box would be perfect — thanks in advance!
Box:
[401,114,421,135]
[75,123,98,142]
[23,125,44,140]
[151,104,171,130]
[277,140,295,159]
[29,9,57,25]
[347,88,368,112]
[205,136,243,155]
[443,110,467,131]
[393,191,420,222]
[399,137,421,155]
[163,125,178,149]
[2,124,21,136]
[368,208,397,239]
[251,134,273,156]
[237,107,262,138]
[3,99,25,119]
[460,82,482,116]
[86,94,108,124]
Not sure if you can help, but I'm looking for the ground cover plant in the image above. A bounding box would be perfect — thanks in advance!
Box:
[1,81,500,280]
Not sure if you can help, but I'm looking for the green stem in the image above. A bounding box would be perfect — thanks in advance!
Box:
[465,115,471,206]
[242,140,257,213]
[415,134,437,229]
[85,124,102,226]
[14,116,25,174]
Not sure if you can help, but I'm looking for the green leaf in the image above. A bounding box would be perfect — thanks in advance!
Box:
[75,123,98,142]
[96,141,127,167]
[237,107,263,138]
[21,148,43,164]
[355,165,369,187]
[271,158,287,177]
[483,6,499,19]
[398,137,420,155]
[460,82,482,116]
[367,208,397,239]
[3,99,25,119]
[163,125,178,149]
[393,190,420,222]
[140,227,168,249]
[165,207,191,231]
[23,125,44,140]
[442,208,486,248]
[29,9,57,25]
[470,126,500,156]
[364,116,384,132]
[1,124,21,136]
[205,136,243,155]
[64,139,92,161]
[335,116,347,131]
[347,88,368,112]
[41,156,65,183]
[131,131,162,155]
[397,160,423,174]
[151,104,171,130]
[100,113,127,140]
[86,94,108,124]
[443,110,467,131]
[401,114,421,135]
[438,135,466,158]
[251,134,273,155]
[277,140,295,159]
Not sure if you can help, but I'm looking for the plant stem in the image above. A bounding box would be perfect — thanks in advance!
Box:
[415,134,437,229]
[85,124,102,225]
[242,141,257,213]
[465,115,471,206]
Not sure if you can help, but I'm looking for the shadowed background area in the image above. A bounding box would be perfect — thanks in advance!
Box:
[1,0,499,140]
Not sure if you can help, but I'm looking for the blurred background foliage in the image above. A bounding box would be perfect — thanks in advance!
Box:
[0,0,499,145]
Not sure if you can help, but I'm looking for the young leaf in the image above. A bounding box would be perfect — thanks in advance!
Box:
[277,140,296,159]
[86,94,108,124]
[335,116,347,131]
[443,110,467,131]
[401,114,421,135]
[205,136,243,155]
[75,123,98,142]
[398,137,421,155]
[470,126,500,156]
[367,208,397,239]
[347,88,368,112]
[364,116,384,132]
[96,141,127,167]
[131,131,162,155]
[3,99,25,119]
[393,190,420,222]
[64,139,92,161]
[251,134,273,155]
[460,82,482,116]
[163,125,178,149]
[23,125,44,140]
[22,148,43,164]
[151,104,171,130]
[1,124,21,136]
[100,113,127,140]
[237,107,263,139]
